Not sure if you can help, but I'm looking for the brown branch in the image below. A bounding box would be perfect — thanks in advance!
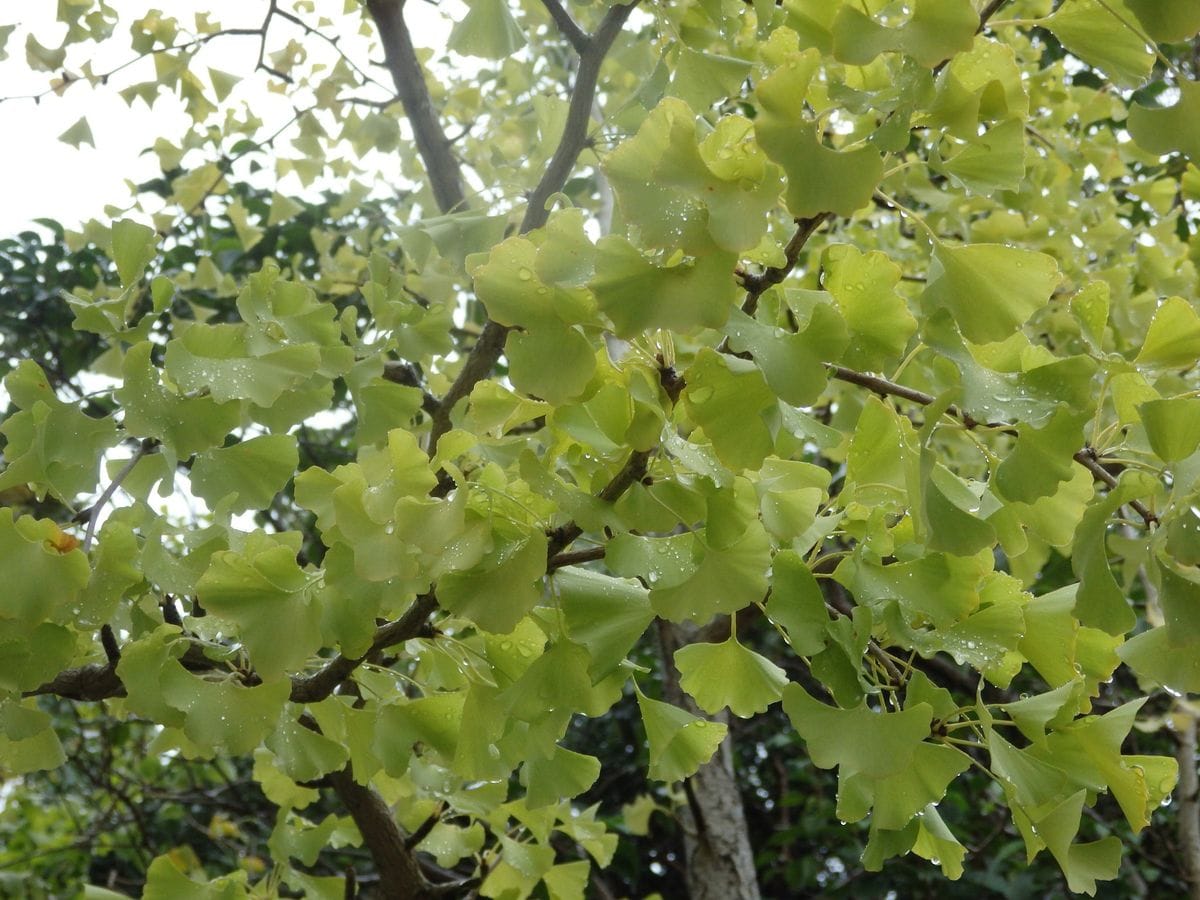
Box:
[539,0,589,54]
[738,213,831,316]
[367,0,467,215]
[826,364,1158,528]
[521,1,639,235]
[549,546,606,570]
[327,767,431,900]
[428,1,641,452]
[289,592,438,704]
[546,448,651,558]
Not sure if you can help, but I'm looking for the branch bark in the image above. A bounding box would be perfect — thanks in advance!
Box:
[367,0,467,215]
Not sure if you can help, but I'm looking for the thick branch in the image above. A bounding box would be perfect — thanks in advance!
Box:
[327,768,430,900]
[827,365,1158,528]
[539,0,589,54]
[428,1,641,451]
[367,0,467,214]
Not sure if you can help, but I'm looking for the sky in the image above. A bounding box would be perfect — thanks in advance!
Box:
[0,0,453,238]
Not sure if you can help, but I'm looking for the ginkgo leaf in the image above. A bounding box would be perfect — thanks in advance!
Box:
[1043,0,1154,87]
[923,240,1062,343]
[1128,80,1200,165]
[674,636,787,717]
[1139,398,1200,462]
[190,434,298,513]
[58,115,94,148]
[756,121,884,218]
[637,691,727,782]
[1133,295,1200,367]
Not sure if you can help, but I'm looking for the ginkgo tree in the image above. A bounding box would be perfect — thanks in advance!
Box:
[3,0,1200,896]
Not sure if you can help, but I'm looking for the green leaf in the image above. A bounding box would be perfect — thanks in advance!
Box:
[58,115,95,148]
[117,342,239,457]
[756,120,884,218]
[823,245,916,369]
[675,636,787,717]
[1129,80,1200,165]
[164,323,322,407]
[1126,0,1200,40]
[939,118,1027,194]
[1134,295,1200,367]
[605,99,782,253]
[1072,476,1146,636]
[636,691,727,782]
[923,240,1062,343]
[0,702,66,774]
[682,349,776,471]
[190,435,299,513]
[110,218,158,287]
[994,407,1089,504]
[1139,398,1200,462]
[196,535,323,681]
[553,566,654,680]
[725,304,846,407]
[506,324,596,404]
[521,745,601,809]
[448,0,525,59]
[438,525,548,633]
[1044,0,1155,87]
[143,854,250,899]
[923,462,996,556]
[0,510,91,626]
[782,684,932,778]
[832,0,977,68]
[0,361,119,504]
[764,551,830,656]
[591,237,739,338]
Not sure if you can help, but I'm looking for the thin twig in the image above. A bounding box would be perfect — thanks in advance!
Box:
[826,365,1158,528]
[83,439,157,553]
[549,546,606,570]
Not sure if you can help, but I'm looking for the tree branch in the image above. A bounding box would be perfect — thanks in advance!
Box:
[327,767,431,900]
[428,1,641,452]
[826,364,1158,528]
[539,0,589,54]
[546,448,651,559]
[83,438,157,552]
[367,0,467,214]
[737,213,831,316]
[289,592,438,704]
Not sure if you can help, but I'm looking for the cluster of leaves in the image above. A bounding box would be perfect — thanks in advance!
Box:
[4,0,1200,896]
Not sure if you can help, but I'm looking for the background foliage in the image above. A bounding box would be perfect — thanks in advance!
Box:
[3,0,1200,897]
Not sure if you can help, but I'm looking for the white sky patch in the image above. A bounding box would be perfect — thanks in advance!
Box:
[0,0,458,237]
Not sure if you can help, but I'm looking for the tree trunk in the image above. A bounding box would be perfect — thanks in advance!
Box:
[658,621,762,900]
[1174,708,1200,900]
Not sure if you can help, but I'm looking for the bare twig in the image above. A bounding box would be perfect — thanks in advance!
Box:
[738,214,831,315]
[548,546,606,570]
[83,439,157,553]
[546,448,651,558]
